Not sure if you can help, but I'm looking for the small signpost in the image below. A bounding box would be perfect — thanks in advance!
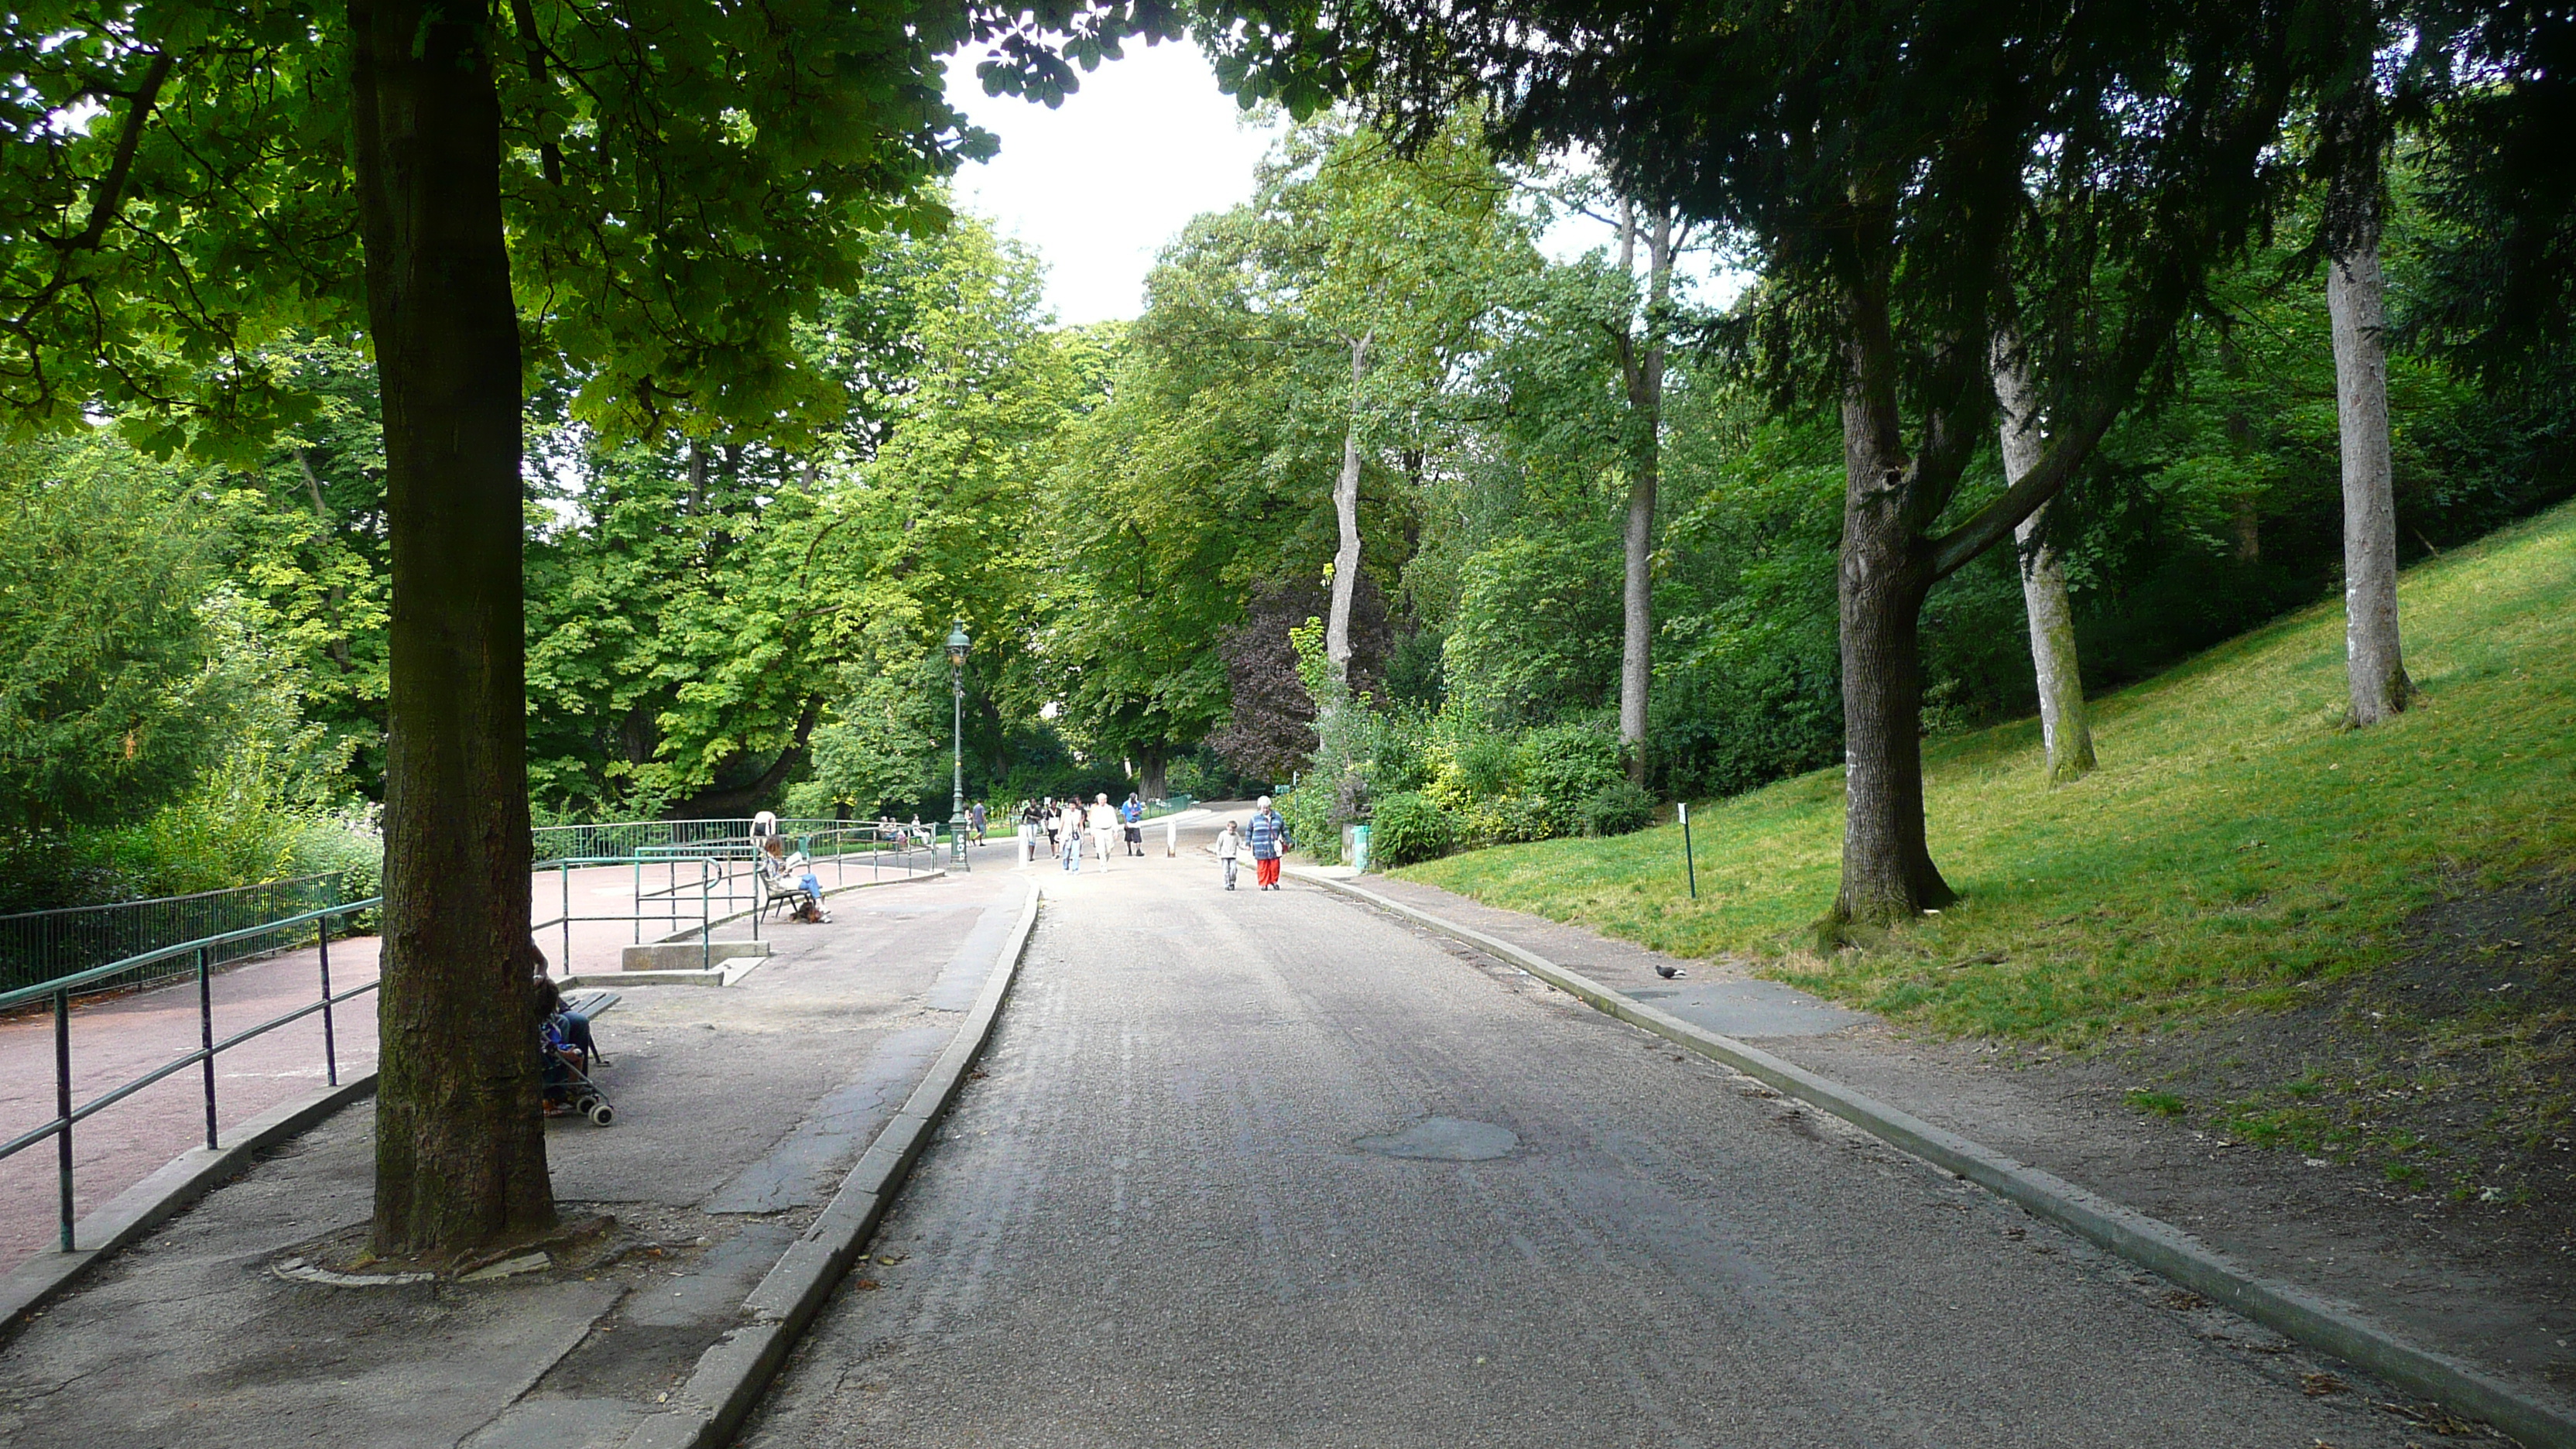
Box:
[1680,800,1697,899]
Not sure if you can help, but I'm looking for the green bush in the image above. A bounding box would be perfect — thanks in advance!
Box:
[1368,721,1435,794]
[1368,792,1454,865]
[1276,783,1338,865]
[1577,779,1658,837]
[1462,794,1555,845]
[1447,732,1516,800]
[1510,722,1625,833]
[1444,531,1621,727]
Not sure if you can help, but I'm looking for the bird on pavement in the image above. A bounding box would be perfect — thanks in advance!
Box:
[1654,964,1684,980]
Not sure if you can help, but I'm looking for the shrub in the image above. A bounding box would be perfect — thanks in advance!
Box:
[1444,531,1621,727]
[1510,721,1625,833]
[1368,718,1435,794]
[1446,732,1517,801]
[1461,794,1555,845]
[1577,779,1658,838]
[1368,792,1454,865]
[1276,782,1338,865]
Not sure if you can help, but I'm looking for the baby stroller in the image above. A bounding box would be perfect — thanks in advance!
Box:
[542,1012,615,1125]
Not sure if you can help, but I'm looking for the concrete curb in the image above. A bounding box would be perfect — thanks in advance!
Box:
[561,967,743,989]
[1305,872,2576,1449]
[619,879,1043,1449]
[0,1071,379,1341]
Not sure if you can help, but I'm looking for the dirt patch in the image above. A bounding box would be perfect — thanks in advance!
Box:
[1758,868,2576,1412]
[2085,868,2574,1213]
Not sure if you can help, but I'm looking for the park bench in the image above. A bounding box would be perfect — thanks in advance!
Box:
[564,988,620,1021]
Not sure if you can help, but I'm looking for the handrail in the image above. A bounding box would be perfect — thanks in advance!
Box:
[2,895,382,1253]
[10,834,957,1255]
[0,899,367,1016]
[0,870,355,999]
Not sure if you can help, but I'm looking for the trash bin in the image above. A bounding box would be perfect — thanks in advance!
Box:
[1344,824,1372,873]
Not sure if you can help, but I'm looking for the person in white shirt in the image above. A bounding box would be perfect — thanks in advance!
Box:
[1087,793,1118,868]
[1215,820,1242,891]
[1057,801,1084,872]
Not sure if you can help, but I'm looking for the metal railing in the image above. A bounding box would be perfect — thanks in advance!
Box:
[0,897,381,1253]
[5,820,960,1255]
[529,818,845,861]
[528,826,944,975]
[531,855,736,976]
[0,872,354,999]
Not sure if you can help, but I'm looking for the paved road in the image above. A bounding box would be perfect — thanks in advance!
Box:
[743,822,2427,1448]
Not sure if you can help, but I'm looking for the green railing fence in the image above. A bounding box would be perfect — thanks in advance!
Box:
[1,896,382,1253]
[7,818,969,1255]
[0,872,355,1000]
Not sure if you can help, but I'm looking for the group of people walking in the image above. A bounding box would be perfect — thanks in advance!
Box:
[1009,793,1293,891]
[1026,792,1153,872]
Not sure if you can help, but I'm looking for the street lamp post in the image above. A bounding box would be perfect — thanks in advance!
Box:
[946,622,971,868]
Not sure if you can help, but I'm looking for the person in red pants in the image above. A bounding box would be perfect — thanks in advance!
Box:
[1245,796,1292,891]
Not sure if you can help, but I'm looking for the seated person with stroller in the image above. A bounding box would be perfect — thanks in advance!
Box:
[759,834,832,923]
[534,971,612,1122]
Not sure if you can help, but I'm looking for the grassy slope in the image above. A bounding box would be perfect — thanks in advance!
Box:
[1401,501,2576,1045]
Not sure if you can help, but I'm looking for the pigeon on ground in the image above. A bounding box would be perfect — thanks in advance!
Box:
[1654,964,1684,979]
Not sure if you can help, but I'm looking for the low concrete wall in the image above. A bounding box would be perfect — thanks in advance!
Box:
[618,940,769,973]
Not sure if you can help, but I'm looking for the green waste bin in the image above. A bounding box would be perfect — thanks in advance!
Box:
[1345,824,1372,873]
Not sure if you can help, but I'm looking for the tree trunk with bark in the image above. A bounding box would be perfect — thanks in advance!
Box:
[1990,335,2095,786]
[1833,277,1956,927]
[2324,97,2410,726]
[1323,333,1371,690]
[351,0,553,1258]
[1138,747,1168,803]
[1835,403,1954,925]
[1616,204,1673,786]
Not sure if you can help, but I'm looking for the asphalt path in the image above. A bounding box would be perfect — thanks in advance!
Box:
[742,820,2427,1449]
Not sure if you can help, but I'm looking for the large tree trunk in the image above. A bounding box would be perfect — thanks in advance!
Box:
[1616,204,1673,786]
[2324,109,2410,726]
[351,0,553,1258]
[1323,333,1371,690]
[1990,335,2096,786]
[1834,309,1954,927]
[1138,747,1169,803]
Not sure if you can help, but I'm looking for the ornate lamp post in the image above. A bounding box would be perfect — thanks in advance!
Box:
[946,622,971,866]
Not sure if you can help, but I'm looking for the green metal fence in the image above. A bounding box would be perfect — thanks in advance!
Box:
[0,872,353,1000]
[529,818,848,861]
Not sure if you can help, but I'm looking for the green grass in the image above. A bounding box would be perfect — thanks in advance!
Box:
[1399,502,2576,1044]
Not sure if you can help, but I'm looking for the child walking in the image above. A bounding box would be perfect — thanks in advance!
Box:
[1216,820,1242,891]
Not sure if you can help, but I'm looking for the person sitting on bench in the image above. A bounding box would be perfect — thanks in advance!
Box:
[533,971,604,1065]
[759,835,831,923]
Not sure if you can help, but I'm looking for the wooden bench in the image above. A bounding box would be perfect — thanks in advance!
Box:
[564,988,621,1019]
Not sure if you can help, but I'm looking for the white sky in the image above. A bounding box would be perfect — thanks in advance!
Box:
[944,42,1283,327]
[942,41,1738,327]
